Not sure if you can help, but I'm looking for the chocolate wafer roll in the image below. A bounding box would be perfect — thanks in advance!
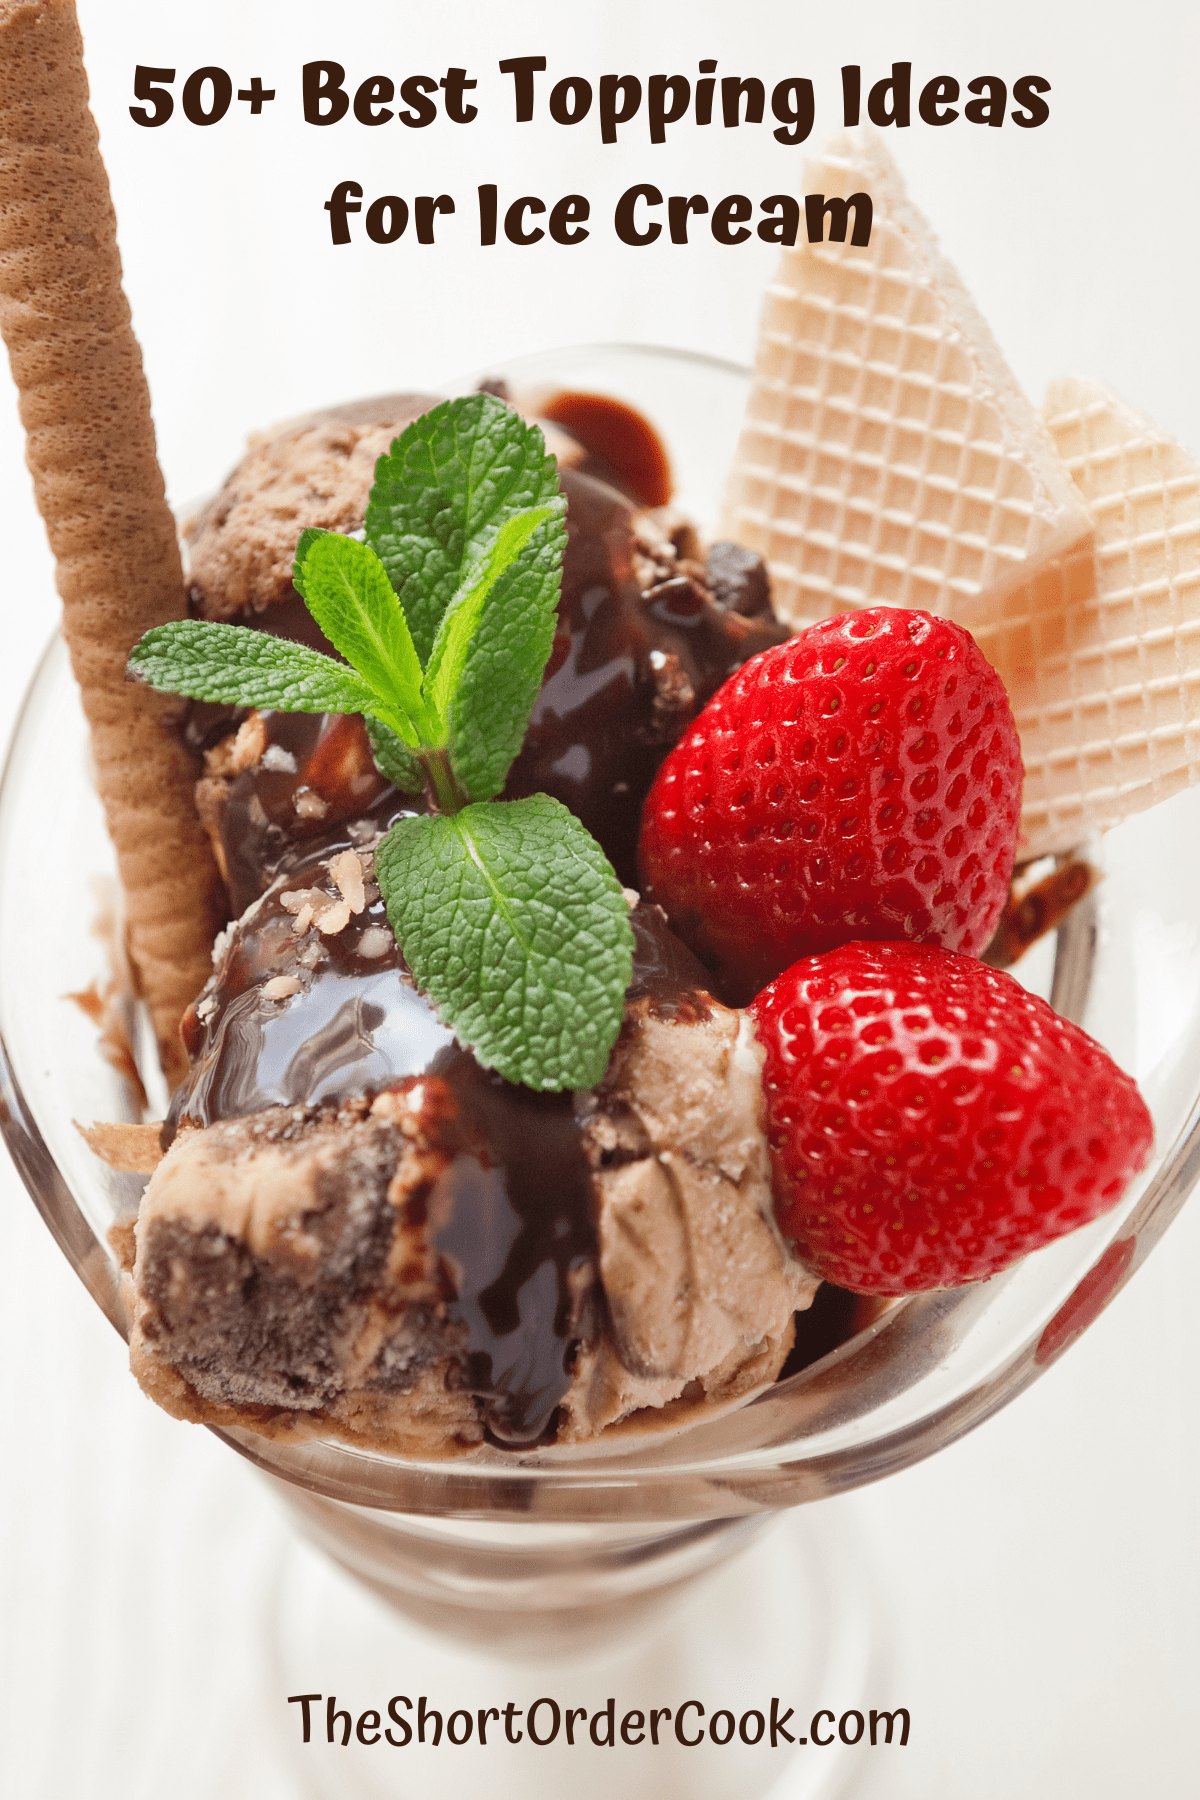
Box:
[0,0,223,1085]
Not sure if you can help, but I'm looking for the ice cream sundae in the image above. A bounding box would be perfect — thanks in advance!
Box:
[0,3,1189,1465]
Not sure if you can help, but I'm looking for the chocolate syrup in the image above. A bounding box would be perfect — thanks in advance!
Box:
[170,868,444,1132]
[214,709,402,917]
[500,466,787,884]
[418,1051,598,1445]
[541,389,673,508]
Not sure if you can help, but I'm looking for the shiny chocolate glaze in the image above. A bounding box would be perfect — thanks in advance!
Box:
[185,596,406,916]
[183,591,347,754]
[502,469,787,884]
[413,1052,600,1444]
[171,845,440,1133]
[540,389,673,508]
[205,708,404,918]
[169,840,712,1445]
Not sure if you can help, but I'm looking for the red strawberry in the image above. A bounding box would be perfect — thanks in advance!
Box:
[749,942,1153,1296]
[639,609,1023,1001]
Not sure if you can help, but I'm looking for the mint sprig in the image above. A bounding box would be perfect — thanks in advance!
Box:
[127,393,634,1092]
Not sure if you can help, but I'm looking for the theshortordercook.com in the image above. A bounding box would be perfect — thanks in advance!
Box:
[287,1694,911,1749]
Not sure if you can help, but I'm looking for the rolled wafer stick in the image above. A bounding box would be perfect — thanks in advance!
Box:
[0,0,223,1086]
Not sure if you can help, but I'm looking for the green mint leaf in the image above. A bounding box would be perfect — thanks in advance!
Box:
[440,513,566,800]
[294,534,434,743]
[424,500,563,718]
[375,795,634,1091]
[128,619,385,719]
[365,393,561,665]
[363,716,425,797]
[291,526,331,600]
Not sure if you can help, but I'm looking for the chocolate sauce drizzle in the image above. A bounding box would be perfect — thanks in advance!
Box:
[419,1051,599,1445]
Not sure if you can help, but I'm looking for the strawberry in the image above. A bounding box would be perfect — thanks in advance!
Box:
[638,608,1023,1001]
[749,942,1154,1296]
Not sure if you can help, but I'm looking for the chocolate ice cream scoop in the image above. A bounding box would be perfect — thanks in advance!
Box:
[183,397,788,896]
[182,393,438,617]
[131,837,815,1452]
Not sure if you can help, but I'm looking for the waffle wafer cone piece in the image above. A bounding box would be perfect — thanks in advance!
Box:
[0,0,223,1086]
[1003,377,1200,857]
[720,129,1092,631]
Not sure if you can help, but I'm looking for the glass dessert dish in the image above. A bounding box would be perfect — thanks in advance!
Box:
[3,347,1198,1796]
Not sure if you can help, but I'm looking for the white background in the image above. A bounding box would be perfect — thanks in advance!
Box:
[2,2,1199,1794]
